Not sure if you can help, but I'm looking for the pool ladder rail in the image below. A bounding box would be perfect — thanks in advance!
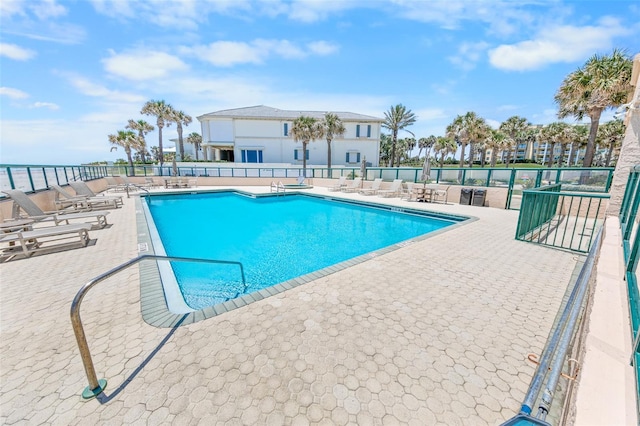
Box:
[70,254,246,400]
[270,181,286,194]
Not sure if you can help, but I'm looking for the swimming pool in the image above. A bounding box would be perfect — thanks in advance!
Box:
[143,191,467,312]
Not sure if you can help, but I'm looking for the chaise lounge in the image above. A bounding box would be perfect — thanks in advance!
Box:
[3,189,110,228]
[341,177,362,193]
[359,178,383,196]
[377,179,404,197]
[69,181,124,206]
[51,184,121,210]
[0,223,93,261]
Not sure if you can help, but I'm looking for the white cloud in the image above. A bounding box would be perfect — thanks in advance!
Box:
[29,0,67,20]
[180,41,265,67]
[488,17,631,71]
[0,0,27,18]
[0,87,29,99]
[307,41,339,56]
[390,0,536,36]
[413,108,447,121]
[448,41,490,71]
[287,0,354,23]
[181,39,338,67]
[89,0,253,29]
[65,75,146,103]
[102,50,189,81]
[0,42,36,60]
[31,101,59,110]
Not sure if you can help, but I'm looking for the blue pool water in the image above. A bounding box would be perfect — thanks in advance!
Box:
[145,191,460,310]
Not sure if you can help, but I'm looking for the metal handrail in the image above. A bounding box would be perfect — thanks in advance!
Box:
[515,228,602,420]
[70,254,246,399]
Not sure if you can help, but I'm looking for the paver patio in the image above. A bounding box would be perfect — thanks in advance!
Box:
[0,186,579,425]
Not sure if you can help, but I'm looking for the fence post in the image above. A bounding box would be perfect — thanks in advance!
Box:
[26,167,35,192]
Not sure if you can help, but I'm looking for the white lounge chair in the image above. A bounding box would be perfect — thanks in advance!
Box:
[3,189,110,228]
[377,179,404,197]
[359,178,383,195]
[104,176,128,192]
[341,178,362,193]
[328,176,347,191]
[430,185,449,203]
[0,223,92,260]
[51,184,121,210]
[69,181,124,206]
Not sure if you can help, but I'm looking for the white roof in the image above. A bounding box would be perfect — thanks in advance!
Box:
[197,105,382,122]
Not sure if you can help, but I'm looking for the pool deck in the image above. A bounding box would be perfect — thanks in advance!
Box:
[0,185,603,424]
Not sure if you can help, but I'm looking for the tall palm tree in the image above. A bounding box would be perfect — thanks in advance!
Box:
[499,116,529,167]
[186,132,203,161]
[379,134,392,166]
[382,104,417,167]
[320,112,346,173]
[447,112,487,168]
[597,120,626,167]
[568,125,588,166]
[555,49,633,167]
[125,119,154,163]
[417,136,436,159]
[485,129,508,168]
[405,137,417,162]
[170,109,193,161]
[141,100,173,166]
[290,116,324,178]
[433,136,457,167]
[446,115,467,168]
[539,122,569,167]
[555,123,575,167]
[108,130,141,176]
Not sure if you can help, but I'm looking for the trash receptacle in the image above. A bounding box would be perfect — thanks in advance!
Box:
[459,188,472,205]
[472,189,486,206]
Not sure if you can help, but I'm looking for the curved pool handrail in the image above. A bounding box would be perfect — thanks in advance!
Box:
[70,254,246,399]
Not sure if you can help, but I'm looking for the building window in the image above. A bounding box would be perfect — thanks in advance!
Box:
[356,124,371,138]
[294,149,309,161]
[346,151,361,164]
[284,123,289,136]
[241,149,263,163]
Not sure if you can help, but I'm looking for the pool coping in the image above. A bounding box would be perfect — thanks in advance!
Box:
[136,189,476,328]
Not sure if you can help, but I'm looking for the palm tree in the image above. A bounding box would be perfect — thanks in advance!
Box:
[108,130,141,176]
[379,134,392,166]
[554,49,633,167]
[568,125,588,166]
[290,116,324,178]
[446,115,467,168]
[141,100,173,166]
[405,137,417,163]
[186,132,203,161]
[539,122,570,167]
[433,136,457,167]
[417,136,436,159]
[446,112,487,168]
[320,112,346,174]
[467,117,490,168]
[382,104,417,167]
[485,129,509,168]
[597,120,626,166]
[125,119,154,163]
[555,123,574,167]
[170,109,193,161]
[499,116,529,167]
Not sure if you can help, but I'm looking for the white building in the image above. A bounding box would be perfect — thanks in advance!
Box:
[197,105,383,166]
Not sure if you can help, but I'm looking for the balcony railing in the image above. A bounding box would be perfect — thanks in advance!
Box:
[619,165,640,413]
[515,184,609,253]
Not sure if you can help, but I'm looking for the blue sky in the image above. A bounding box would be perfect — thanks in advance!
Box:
[1,0,638,165]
